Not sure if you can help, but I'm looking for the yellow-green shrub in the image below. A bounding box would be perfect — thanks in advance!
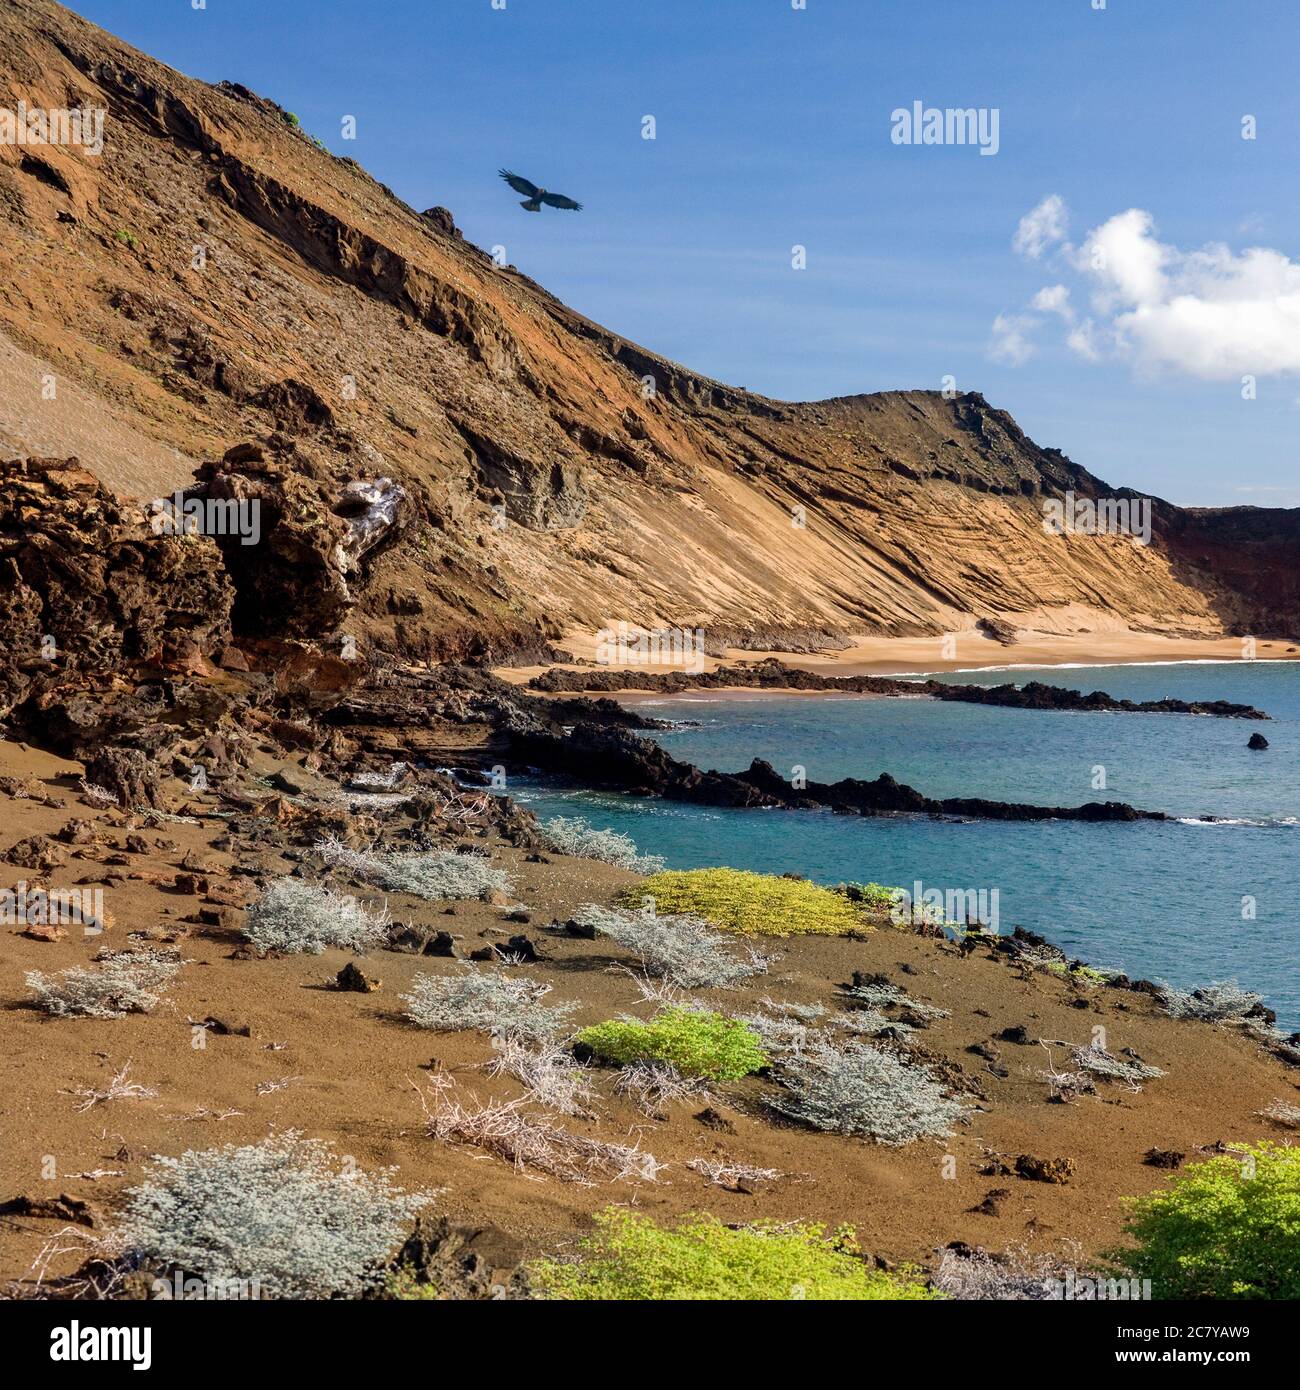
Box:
[576,1008,766,1080]
[623,868,867,937]
[531,1208,938,1301]
[1108,1141,1300,1299]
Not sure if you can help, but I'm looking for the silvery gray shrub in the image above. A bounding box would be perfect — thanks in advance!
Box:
[403,964,576,1043]
[243,879,391,955]
[116,1131,428,1299]
[572,903,767,989]
[768,1037,966,1145]
[541,816,665,873]
[317,835,510,901]
[26,949,182,1019]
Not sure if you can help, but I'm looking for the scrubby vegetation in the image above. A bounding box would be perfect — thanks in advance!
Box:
[402,965,576,1043]
[243,879,391,955]
[577,1008,767,1080]
[935,1243,1087,1300]
[423,1091,664,1183]
[769,1038,966,1144]
[542,816,664,873]
[835,881,902,911]
[1109,1142,1300,1299]
[530,1208,938,1300]
[841,980,950,1021]
[26,949,181,1019]
[317,835,510,901]
[572,903,768,988]
[614,1060,710,1114]
[115,1132,428,1299]
[625,868,866,937]
[1155,978,1270,1028]
[486,1037,595,1116]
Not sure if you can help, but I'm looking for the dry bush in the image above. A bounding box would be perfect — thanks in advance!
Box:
[64,1060,158,1113]
[421,1086,665,1185]
[115,1131,430,1299]
[686,1157,785,1188]
[485,1037,595,1117]
[1259,1100,1300,1129]
[1156,979,1269,1028]
[613,1060,711,1115]
[841,981,949,1021]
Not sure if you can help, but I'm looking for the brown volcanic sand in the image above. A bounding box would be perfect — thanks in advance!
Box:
[0,737,1294,1292]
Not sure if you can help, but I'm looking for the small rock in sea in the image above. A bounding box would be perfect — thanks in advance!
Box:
[336,962,381,993]
[1015,1154,1075,1184]
[1143,1149,1185,1169]
[1247,732,1269,750]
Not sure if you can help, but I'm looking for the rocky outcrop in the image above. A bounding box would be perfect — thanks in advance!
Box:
[191,442,407,636]
[506,720,1170,823]
[0,457,232,722]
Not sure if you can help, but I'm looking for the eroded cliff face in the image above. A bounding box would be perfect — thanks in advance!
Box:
[1,0,1296,660]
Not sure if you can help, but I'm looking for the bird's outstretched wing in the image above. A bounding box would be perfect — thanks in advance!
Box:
[499,169,540,199]
[540,191,582,211]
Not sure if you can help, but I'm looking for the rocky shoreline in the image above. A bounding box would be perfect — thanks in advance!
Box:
[527,658,1270,720]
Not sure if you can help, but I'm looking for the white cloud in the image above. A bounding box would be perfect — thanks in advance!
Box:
[989,312,1037,365]
[1031,284,1073,319]
[994,199,1300,380]
[1012,194,1067,260]
[1066,319,1101,362]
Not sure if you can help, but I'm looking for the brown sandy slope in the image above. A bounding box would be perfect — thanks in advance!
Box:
[0,0,1297,664]
[2,737,1296,1291]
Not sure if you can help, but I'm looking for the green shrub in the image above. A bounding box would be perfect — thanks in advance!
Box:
[531,1208,938,1301]
[576,1007,767,1080]
[836,881,901,911]
[1108,1142,1300,1299]
[624,868,866,937]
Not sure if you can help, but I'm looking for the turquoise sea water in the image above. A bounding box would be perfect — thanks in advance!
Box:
[509,662,1300,1028]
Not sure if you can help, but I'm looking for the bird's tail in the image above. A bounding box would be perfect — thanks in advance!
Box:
[520,198,541,212]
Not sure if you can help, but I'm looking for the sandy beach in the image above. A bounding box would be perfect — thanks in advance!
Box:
[496,626,1300,691]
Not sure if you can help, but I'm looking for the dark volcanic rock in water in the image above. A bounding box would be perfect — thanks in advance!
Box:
[508,720,1170,823]
[1248,732,1270,749]
[527,661,1270,720]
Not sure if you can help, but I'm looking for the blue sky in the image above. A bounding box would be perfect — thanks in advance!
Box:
[72,0,1300,506]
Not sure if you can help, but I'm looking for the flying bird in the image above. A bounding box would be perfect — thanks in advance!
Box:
[498,169,582,213]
